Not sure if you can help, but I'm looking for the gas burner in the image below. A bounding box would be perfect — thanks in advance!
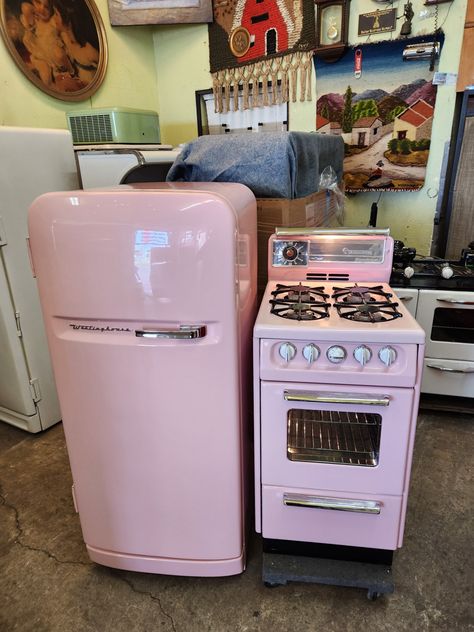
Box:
[332,284,393,305]
[270,283,330,321]
[336,302,402,323]
[272,283,329,303]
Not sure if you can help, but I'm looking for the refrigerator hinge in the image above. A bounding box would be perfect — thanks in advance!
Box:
[0,217,7,247]
[29,378,41,403]
[15,312,22,337]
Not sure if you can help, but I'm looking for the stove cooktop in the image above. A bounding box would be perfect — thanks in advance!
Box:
[255,281,425,344]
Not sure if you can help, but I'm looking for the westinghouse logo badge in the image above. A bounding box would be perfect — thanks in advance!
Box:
[69,324,131,333]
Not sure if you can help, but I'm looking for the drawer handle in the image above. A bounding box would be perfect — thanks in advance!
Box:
[399,296,413,302]
[283,494,381,514]
[436,299,474,305]
[284,390,390,406]
[135,325,206,339]
[426,363,474,374]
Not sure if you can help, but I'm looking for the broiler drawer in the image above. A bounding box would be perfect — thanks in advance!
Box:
[261,485,404,550]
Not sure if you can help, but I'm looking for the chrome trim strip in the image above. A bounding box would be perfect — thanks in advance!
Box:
[135,325,206,339]
[284,390,390,406]
[426,363,474,374]
[436,299,474,305]
[283,494,381,514]
[275,227,390,236]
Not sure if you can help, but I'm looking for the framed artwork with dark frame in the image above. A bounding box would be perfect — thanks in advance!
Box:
[0,0,107,101]
[196,85,289,136]
[107,0,212,26]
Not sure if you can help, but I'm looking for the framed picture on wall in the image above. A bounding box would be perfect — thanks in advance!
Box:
[107,0,213,26]
[0,0,107,101]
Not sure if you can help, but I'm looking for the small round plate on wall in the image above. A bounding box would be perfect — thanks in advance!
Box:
[229,26,251,57]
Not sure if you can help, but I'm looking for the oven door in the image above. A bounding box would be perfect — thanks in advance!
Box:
[260,381,416,496]
[416,289,474,362]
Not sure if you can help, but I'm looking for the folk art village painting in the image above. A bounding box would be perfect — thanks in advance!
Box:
[314,36,443,192]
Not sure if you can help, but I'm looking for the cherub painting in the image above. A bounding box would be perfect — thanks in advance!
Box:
[1,0,107,100]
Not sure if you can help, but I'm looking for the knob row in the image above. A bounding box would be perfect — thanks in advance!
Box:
[278,343,397,367]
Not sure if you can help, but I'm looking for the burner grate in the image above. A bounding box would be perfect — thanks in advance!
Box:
[270,283,330,321]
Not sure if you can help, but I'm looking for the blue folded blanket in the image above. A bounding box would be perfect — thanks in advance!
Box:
[166,132,344,199]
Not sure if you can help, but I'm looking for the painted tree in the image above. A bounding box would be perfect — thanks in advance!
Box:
[342,85,354,133]
[321,103,330,120]
[388,105,406,122]
[352,99,378,123]
[400,139,411,155]
[388,138,399,154]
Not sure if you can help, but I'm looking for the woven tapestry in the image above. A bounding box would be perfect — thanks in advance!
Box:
[208,0,316,113]
[314,35,443,193]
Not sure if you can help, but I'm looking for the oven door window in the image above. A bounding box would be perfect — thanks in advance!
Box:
[431,307,474,343]
[287,409,382,467]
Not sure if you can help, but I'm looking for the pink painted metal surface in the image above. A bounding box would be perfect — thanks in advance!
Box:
[267,234,394,283]
[261,485,404,550]
[255,282,425,345]
[253,230,425,550]
[28,182,257,576]
[260,380,416,495]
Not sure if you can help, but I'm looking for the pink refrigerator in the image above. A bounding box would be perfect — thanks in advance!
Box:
[28,182,257,576]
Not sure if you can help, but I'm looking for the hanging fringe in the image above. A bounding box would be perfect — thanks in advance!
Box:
[211,51,313,114]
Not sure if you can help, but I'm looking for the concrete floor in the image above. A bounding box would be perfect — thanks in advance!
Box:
[0,411,472,632]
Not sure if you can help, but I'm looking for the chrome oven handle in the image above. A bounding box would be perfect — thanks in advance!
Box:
[284,390,390,406]
[426,363,474,374]
[135,325,206,339]
[399,296,413,302]
[436,299,474,305]
[283,494,381,515]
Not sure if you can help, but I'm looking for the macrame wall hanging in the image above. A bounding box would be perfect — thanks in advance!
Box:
[208,0,316,113]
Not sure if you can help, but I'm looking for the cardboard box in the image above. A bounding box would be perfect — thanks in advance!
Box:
[257,188,342,298]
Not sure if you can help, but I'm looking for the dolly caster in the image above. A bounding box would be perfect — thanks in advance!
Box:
[264,581,283,588]
[367,590,382,601]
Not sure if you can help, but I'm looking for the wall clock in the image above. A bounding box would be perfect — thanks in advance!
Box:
[314,0,351,62]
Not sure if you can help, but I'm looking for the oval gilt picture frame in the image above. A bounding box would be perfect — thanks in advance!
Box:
[0,0,107,101]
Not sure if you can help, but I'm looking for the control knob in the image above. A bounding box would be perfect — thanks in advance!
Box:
[279,342,297,363]
[354,345,372,366]
[327,345,347,364]
[403,266,415,279]
[378,346,397,367]
[302,344,320,364]
[441,264,454,279]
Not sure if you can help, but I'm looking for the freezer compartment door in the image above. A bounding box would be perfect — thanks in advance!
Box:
[53,320,244,562]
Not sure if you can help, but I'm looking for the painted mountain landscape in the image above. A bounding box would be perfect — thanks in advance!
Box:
[314,37,442,192]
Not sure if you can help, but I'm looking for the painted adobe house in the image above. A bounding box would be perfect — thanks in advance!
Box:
[349,116,383,147]
[393,99,434,142]
[232,0,302,63]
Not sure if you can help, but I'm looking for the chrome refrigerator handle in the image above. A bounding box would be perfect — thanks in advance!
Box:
[135,325,207,339]
[284,390,390,406]
[283,494,381,515]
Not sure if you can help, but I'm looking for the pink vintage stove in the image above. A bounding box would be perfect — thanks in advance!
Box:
[253,228,425,594]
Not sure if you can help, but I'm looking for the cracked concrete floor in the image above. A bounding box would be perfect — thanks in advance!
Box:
[0,411,473,632]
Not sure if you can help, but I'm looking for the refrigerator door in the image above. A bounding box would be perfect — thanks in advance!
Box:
[0,127,78,431]
[0,262,36,416]
[29,185,252,574]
